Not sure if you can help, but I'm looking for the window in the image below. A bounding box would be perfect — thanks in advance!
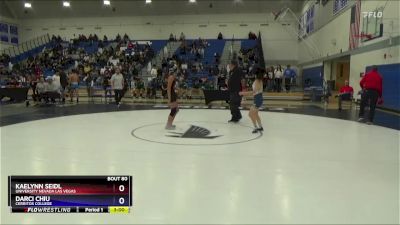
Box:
[333,0,348,14]
[299,4,315,38]
[0,23,18,45]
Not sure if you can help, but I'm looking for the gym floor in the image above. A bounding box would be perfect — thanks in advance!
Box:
[1,101,399,224]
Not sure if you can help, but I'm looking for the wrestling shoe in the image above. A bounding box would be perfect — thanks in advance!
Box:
[165,125,176,130]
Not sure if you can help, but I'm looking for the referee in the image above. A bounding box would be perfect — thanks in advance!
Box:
[227,60,243,123]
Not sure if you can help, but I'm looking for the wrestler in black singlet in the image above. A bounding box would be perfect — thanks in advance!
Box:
[169,75,177,103]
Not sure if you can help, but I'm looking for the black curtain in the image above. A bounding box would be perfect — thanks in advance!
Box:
[257,31,266,69]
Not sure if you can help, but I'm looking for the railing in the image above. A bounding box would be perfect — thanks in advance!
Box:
[1,34,51,57]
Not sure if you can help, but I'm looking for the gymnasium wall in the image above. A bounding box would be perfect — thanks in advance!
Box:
[298,0,400,64]
[298,4,351,64]
[300,0,351,37]
[366,63,400,111]
[350,46,400,110]
[301,63,324,88]
[350,1,400,110]
[17,13,299,63]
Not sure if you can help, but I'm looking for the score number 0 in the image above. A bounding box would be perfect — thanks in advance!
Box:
[118,184,125,205]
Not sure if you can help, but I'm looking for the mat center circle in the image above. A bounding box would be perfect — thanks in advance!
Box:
[131,121,262,145]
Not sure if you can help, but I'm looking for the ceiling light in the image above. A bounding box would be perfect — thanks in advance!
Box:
[189,0,196,3]
[145,0,152,4]
[63,1,70,7]
[103,0,111,6]
[24,2,32,8]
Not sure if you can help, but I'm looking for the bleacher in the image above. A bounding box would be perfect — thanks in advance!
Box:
[3,36,265,96]
[174,39,226,82]
[75,41,99,55]
[10,41,57,64]
[203,39,225,66]
[150,40,169,54]
[240,39,257,51]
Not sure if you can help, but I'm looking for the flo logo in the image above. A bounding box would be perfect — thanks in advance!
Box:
[166,125,221,139]
[362,11,383,18]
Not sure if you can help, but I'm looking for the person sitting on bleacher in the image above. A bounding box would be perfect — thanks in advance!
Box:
[336,80,354,110]
[36,77,47,103]
[134,78,145,98]
[36,77,54,103]
[161,78,168,99]
[146,78,157,99]
[45,78,60,103]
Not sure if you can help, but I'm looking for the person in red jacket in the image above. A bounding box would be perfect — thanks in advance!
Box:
[336,80,354,110]
[358,66,383,124]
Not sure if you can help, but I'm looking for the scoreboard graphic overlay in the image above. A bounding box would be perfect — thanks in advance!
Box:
[8,176,132,213]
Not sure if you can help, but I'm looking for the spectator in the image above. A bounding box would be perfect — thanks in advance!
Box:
[83,73,93,98]
[110,67,124,107]
[335,80,354,110]
[178,76,188,99]
[161,77,168,99]
[169,33,175,42]
[36,77,47,102]
[123,33,129,42]
[68,69,80,103]
[214,52,220,64]
[52,72,61,94]
[248,32,257,40]
[103,72,112,102]
[266,66,275,91]
[218,32,223,40]
[134,78,145,98]
[46,78,60,103]
[146,78,157,99]
[179,32,186,41]
[127,41,134,49]
[59,70,68,103]
[358,66,383,125]
[274,65,283,92]
[150,65,158,79]
[116,34,121,42]
[29,75,39,102]
[283,65,296,92]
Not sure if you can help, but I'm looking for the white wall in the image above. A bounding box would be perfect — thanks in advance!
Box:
[298,7,351,64]
[349,45,400,95]
[18,13,298,63]
[323,61,332,81]
[298,0,400,64]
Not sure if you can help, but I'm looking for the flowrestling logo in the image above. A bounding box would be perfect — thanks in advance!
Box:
[362,11,383,18]
[131,121,262,146]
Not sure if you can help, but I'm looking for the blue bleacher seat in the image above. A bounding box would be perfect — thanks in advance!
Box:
[241,40,257,50]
